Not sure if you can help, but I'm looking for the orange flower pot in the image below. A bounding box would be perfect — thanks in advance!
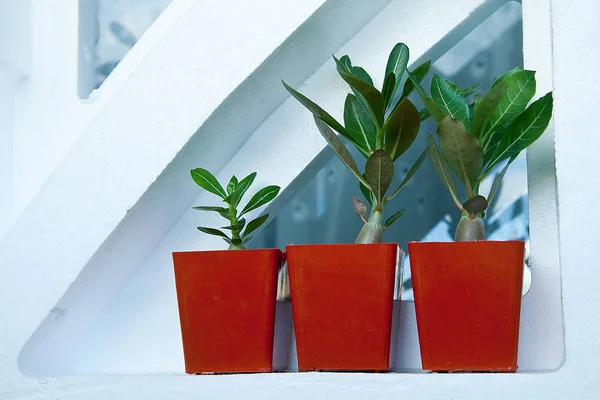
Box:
[286,243,398,371]
[408,240,525,372]
[173,249,282,374]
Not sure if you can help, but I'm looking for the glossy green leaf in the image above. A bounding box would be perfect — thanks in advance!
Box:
[314,117,371,188]
[386,147,427,201]
[221,218,246,232]
[365,149,394,209]
[190,168,227,199]
[419,108,430,121]
[385,43,409,104]
[428,135,461,209]
[431,74,471,132]
[470,82,507,139]
[344,94,376,154]
[461,83,481,96]
[385,208,405,228]
[491,66,523,89]
[487,155,517,205]
[243,214,269,238]
[482,70,536,143]
[223,237,232,245]
[382,73,396,111]
[485,92,553,171]
[197,227,230,239]
[229,172,257,207]
[359,179,374,206]
[339,55,374,86]
[239,185,280,216]
[226,176,238,195]
[401,60,432,99]
[437,116,483,191]
[334,56,385,127]
[384,97,420,160]
[407,71,444,123]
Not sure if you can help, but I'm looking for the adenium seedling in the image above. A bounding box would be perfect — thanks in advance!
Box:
[190,168,280,250]
[282,43,439,244]
[409,67,553,241]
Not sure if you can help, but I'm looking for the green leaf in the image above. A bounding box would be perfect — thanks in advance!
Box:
[359,179,374,206]
[491,66,523,90]
[365,149,394,209]
[344,94,376,154]
[338,55,374,86]
[428,135,461,209]
[192,205,228,213]
[334,56,385,127]
[386,147,427,201]
[462,195,488,216]
[239,186,280,216]
[221,218,246,232]
[243,214,269,238]
[226,176,238,195]
[382,73,396,111]
[485,92,553,172]
[197,227,230,239]
[384,43,409,105]
[431,74,471,132]
[401,60,432,99]
[461,83,480,96]
[229,172,257,207]
[407,71,444,123]
[419,108,430,121]
[384,97,420,160]
[242,236,253,244]
[283,80,370,157]
[437,116,483,192]
[482,70,536,144]
[470,82,507,139]
[314,117,371,188]
[385,208,405,228]
[190,168,227,199]
[487,155,517,205]
[223,237,232,245]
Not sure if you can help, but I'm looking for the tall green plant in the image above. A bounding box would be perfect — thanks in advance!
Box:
[191,168,280,249]
[282,43,432,244]
[410,67,553,241]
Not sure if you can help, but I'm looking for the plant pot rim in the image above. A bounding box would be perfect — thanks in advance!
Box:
[286,242,398,248]
[408,240,525,245]
[172,248,282,256]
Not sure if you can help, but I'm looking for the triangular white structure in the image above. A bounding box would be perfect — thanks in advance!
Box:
[2,0,596,397]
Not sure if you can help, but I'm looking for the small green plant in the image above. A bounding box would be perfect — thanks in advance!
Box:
[190,168,280,250]
[282,43,442,244]
[410,67,553,241]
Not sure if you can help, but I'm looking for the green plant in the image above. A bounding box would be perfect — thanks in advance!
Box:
[410,66,553,241]
[282,43,440,244]
[190,168,280,250]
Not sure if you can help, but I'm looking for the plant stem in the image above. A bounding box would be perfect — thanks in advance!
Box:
[227,202,245,250]
[455,214,486,241]
[355,208,385,244]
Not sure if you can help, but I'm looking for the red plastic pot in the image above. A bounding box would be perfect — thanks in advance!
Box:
[408,240,525,372]
[173,248,282,374]
[286,243,398,371]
